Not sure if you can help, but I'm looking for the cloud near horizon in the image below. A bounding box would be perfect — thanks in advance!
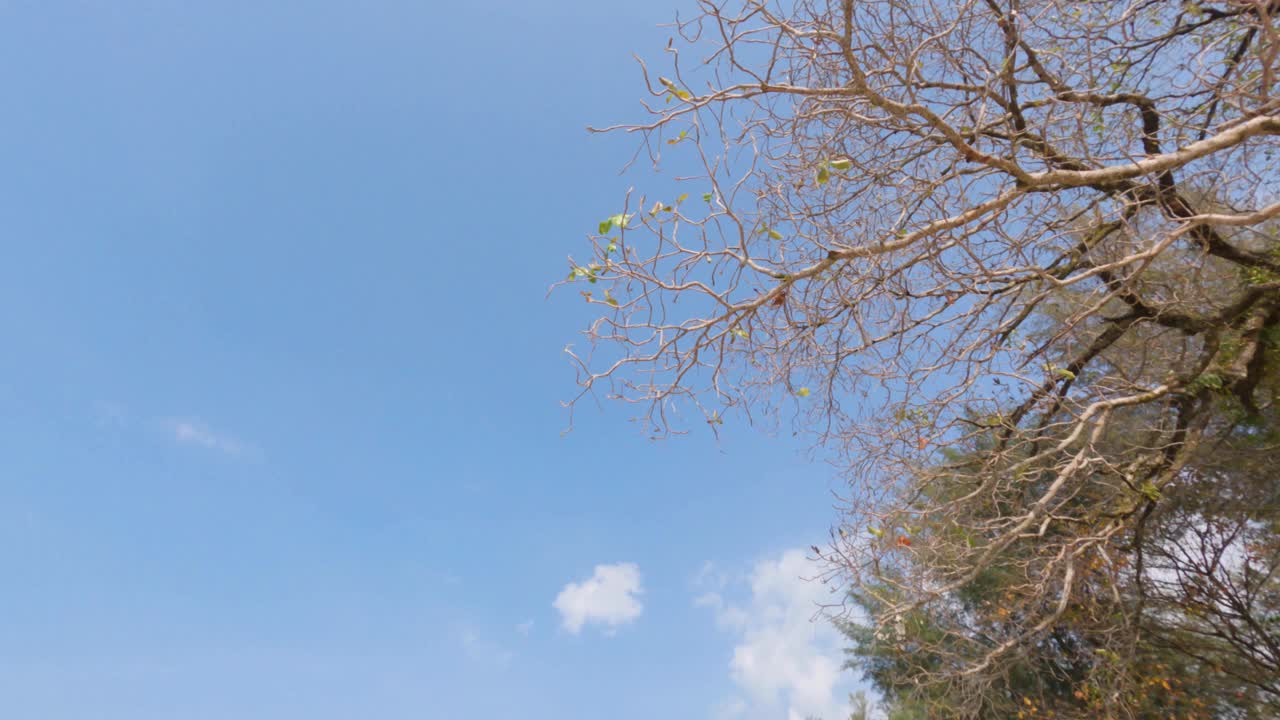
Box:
[698,550,857,720]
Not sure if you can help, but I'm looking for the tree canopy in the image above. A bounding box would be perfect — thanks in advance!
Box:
[565,0,1279,716]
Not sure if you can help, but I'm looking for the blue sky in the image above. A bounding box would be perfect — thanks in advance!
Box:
[0,3,859,718]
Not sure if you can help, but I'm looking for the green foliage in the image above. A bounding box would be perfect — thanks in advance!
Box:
[840,400,1280,719]
[598,213,633,235]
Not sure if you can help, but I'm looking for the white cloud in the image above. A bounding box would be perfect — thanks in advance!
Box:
[553,562,644,635]
[702,550,856,720]
[166,418,247,456]
[695,591,724,609]
[713,697,749,720]
[92,401,129,428]
[696,560,730,590]
[458,626,514,668]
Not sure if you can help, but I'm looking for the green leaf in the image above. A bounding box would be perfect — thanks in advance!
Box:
[816,165,830,185]
[676,193,688,204]
[1042,364,1076,381]
[659,78,693,101]
[867,526,884,538]
[730,327,749,340]
[829,158,852,170]
[604,290,619,308]
[702,192,713,203]
[796,387,811,398]
[600,213,633,233]
[1190,372,1224,391]
[768,228,784,240]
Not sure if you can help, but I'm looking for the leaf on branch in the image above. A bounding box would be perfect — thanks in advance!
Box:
[598,213,632,234]
[658,76,691,100]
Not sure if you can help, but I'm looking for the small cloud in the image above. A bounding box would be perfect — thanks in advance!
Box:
[694,591,724,610]
[516,620,534,636]
[553,562,644,635]
[92,401,129,429]
[696,560,730,591]
[458,626,514,669]
[714,697,749,720]
[165,418,247,456]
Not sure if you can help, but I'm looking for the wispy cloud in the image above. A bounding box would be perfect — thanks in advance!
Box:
[553,562,644,635]
[457,625,514,669]
[165,418,249,457]
[92,401,129,429]
[699,550,858,720]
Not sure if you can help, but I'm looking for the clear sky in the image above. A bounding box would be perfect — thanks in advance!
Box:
[0,3,860,718]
